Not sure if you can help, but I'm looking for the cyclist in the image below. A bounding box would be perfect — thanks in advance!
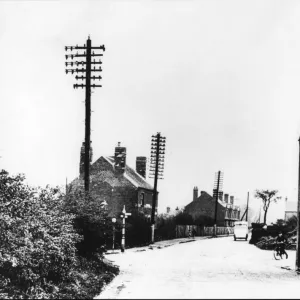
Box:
[275,231,288,259]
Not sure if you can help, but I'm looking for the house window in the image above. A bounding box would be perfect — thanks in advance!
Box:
[140,192,145,207]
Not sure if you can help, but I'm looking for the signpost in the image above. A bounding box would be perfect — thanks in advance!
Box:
[120,205,131,253]
[112,217,116,253]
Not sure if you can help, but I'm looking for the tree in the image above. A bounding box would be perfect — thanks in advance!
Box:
[254,189,281,225]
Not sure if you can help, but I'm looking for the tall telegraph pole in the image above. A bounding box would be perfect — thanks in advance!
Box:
[213,171,223,237]
[149,132,166,243]
[296,137,300,271]
[246,191,249,223]
[65,36,105,192]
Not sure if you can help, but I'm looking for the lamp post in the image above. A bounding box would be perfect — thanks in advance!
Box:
[112,217,116,253]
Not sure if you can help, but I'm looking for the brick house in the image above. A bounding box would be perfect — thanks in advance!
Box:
[184,187,240,226]
[69,142,155,219]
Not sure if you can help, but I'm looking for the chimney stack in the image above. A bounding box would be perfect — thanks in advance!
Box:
[193,186,198,201]
[79,141,93,176]
[230,195,234,205]
[136,156,147,178]
[219,191,223,201]
[224,194,229,203]
[114,142,126,174]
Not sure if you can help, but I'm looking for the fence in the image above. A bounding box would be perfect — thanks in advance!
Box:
[175,225,234,238]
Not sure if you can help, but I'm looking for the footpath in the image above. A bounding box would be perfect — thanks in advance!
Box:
[105,234,232,256]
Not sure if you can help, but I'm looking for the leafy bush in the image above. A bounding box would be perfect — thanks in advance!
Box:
[125,212,151,247]
[64,190,111,256]
[0,169,81,297]
[175,212,194,225]
[286,215,297,232]
[155,214,176,241]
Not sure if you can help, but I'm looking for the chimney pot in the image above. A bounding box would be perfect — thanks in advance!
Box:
[114,143,126,174]
[224,194,229,203]
[193,186,198,201]
[136,156,147,178]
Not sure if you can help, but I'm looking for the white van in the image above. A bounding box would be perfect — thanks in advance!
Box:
[233,221,248,241]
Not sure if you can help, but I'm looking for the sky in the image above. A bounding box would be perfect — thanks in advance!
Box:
[1,0,300,223]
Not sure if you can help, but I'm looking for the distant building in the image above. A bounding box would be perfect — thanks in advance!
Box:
[163,206,179,217]
[69,142,155,219]
[285,201,297,221]
[184,187,240,226]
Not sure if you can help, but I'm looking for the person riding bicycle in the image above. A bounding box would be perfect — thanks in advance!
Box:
[275,231,288,259]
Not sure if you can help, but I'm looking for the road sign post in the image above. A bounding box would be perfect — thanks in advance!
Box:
[112,217,116,253]
[120,205,131,253]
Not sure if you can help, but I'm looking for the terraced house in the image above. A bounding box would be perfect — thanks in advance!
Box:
[184,187,240,226]
[69,142,155,219]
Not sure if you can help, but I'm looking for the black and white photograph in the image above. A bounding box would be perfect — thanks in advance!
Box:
[0,0,300,299]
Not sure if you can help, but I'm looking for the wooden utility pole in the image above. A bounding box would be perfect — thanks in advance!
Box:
[65,36,105,192]
[213,171,223,237]
[246,191,249,222]
[296,137,300,271]
[149,133,166,243]
[84,37,92,192]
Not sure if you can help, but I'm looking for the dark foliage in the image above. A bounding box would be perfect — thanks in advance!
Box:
[175,212,194,225]
[125,212,151,247]
[64,190,111,256]
[155,214,177,241]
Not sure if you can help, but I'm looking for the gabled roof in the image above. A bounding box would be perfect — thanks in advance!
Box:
[185,191,236,211]
[104,156,153,190]
[69,156,153,191]
[185,191,214,211]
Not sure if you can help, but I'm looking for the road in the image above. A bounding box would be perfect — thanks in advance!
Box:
[96,236,300,299]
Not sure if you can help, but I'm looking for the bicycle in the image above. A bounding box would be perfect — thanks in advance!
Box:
[273,242,289,260]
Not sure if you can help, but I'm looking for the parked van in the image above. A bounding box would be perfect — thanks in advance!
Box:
[233,221,248,241]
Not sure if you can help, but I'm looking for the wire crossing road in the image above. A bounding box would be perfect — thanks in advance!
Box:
[96,236,300,299]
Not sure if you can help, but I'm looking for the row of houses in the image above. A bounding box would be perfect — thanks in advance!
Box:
[183,187,241,226]
[69,142,241,227]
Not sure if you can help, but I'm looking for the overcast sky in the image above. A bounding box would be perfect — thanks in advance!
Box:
[1,0,300,223]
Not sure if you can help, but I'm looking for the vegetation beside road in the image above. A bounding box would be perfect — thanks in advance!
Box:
[250,216,297,250]
[0,170,119,299]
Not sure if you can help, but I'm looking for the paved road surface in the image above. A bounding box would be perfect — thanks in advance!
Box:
[96,236,300,299]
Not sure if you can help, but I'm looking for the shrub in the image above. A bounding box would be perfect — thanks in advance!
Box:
[0,170,81,295]
[155,214,176,241]
[64,190,111,256]
[175,212,194,225]
[125,212,151,247]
